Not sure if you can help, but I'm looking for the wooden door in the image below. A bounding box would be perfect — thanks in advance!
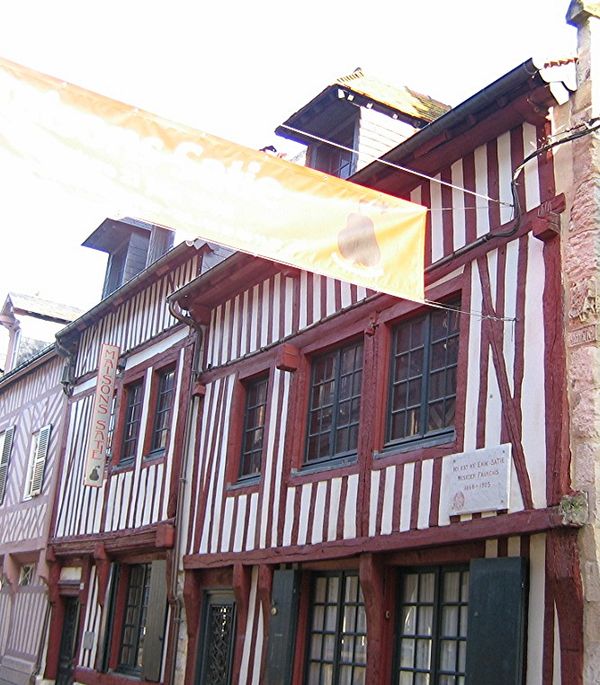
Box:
[56,597,79,685]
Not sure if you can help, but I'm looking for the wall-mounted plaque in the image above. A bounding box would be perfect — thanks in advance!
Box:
[442,444,511,517]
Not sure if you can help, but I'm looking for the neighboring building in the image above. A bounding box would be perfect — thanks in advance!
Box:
[0,345,68,685]
[43,221,229,685]
[0,293,81,374]
[168,56,581,685]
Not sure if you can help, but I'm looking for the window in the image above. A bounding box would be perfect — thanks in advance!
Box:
[108,560,168,681]
[395,567,469,685]
[387,304,460,445]
[305,572,367,685]
[306,341,363,465]
[238,376,269,479]
[19,564,35,586]
[24,425,51,499]
[0,426,15,504]
[149,368,176,453]
[119,563,152,674]
[120,380,144,464]
[311,119,357,179]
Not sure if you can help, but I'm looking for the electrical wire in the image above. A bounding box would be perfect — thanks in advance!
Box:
[280,123,512,207]
[279,116,600,324]
[422,298,515,323]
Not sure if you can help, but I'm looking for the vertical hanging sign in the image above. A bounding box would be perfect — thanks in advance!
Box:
[84,344,120,486]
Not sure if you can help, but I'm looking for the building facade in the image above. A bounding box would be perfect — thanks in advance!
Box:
[170,58,581,685]
[0,348,68,685]
[5,5,600,683]
[43,235,212,685]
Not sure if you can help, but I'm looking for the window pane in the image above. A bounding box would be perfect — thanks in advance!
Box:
[415,639,432,669]
[400,638,415,667]
[443,573,460,602]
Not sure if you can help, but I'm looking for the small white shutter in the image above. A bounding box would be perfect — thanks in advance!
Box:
[0,427,15,504]
[27,425,51,497]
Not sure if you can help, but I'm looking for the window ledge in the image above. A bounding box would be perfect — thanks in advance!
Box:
[111,460,135,473]
[292,454,358,479]
[375,431,456,462]
[227,475,261,492]
[143,448,166,463]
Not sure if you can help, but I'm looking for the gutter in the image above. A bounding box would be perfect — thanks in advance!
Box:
[0,344,56,388]
[351,58,572,186]
[56,240,206,344]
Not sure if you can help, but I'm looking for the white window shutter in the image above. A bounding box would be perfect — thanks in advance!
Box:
[0,427,15,505]
[28,425,51,497]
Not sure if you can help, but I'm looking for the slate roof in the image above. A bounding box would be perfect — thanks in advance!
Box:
[3,292,83,323]
[335,68,450,123]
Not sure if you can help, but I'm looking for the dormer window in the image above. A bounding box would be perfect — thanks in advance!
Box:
[82,218,174,300]
[309,118,357,179]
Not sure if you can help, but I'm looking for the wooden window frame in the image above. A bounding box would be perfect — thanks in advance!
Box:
[303,570,367,685]
[105,559,168,682]
[117,379,145,467]
[145,364,177,460]
[385,299,461,450]
[303,339,364,468]
[237,374,269,481]
[225,362,273,488]
[111,348,180,469]
[393,565,469,685]
[116,563,152,676]
[369,277,467,464]
[18,563,35,586]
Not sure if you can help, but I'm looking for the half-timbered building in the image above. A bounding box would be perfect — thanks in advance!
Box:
[43,219,226,685]
[169,57,582,685]
[0,345,68,685]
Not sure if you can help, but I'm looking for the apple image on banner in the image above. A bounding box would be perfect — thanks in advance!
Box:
[337,210,381,268]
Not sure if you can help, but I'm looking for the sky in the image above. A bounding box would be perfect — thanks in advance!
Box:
[0,0,577,313]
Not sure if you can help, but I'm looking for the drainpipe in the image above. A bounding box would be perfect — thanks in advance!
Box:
[54,335,76,397]
[166,298,205,685]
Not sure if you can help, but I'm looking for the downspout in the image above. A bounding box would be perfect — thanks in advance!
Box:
[425,118,600,275]
[54,335,76,397]
[166,298,205,685]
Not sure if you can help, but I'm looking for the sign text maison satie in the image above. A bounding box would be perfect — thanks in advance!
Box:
[84,344,120,487]
[441,444,511,517]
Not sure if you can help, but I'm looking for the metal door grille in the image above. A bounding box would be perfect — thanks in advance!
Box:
[197,594,236,685]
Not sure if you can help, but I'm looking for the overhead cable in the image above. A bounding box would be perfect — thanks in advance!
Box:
[280,123,512,207]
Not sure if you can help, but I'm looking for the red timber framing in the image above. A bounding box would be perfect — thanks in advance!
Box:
[171,60,582,685]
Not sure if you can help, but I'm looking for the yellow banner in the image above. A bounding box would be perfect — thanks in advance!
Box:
[0,57,425,301]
